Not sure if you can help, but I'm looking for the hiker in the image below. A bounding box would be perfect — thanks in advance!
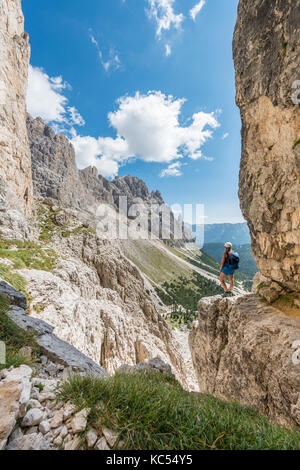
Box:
[220,242,239,296]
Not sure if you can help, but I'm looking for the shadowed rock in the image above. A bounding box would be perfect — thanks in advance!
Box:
[189,294,300,428]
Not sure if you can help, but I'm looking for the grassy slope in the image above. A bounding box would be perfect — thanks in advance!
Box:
[0,295,40,370]
[121,240,227,326]
[121,239,193,284]
[0,238,57,302]
[57,371,300,450]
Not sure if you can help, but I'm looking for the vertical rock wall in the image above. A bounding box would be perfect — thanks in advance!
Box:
[0,0,33,218]
[189,295,300,429]
[233,0,300,293]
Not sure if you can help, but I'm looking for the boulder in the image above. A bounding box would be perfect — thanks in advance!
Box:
[71,408,90,433]
[63,402,76,420]
[95,437,110,450]
[86,428,98,448]
[64,436,81,451]
[233,0,300,294]
[6,304,108,378]
[51,409,64,429]
[189,294,300,429]
[39,421,51,435]
[118,357,173,376]
[0,281,27,309]
[0,380,22,448]
[102,427,119,448]
[22,408,44,427]
[6,433,50,451]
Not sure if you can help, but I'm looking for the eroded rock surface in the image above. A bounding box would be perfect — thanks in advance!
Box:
[17,228,187,385]
[0,281,108,377]
[233,0,300,293]
[0,0,33,224]
[189,294,300,428]
[27,114,193,246]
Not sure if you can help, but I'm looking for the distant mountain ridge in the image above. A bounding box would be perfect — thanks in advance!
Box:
[202,243,258,280]
[27,114,194,246]
[191,222,251,245]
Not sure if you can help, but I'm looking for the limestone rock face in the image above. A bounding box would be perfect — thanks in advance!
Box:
[27,114,194,246]
[233,0,300,293]
[0,0,33,219]
[16,229,187,386]
[189,295,300,428]
[27,116,86,209]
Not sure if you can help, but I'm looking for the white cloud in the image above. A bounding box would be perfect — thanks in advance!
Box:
[222,132,229,139]
[68,106,85,126]
[72,91,219,178]
[190,0,206,22]
[165,44,172,56]
[89,31,121,72]
[27,66,68,123]
[26,65,85,133]
[147,0,184,38]
[160,161,182,178]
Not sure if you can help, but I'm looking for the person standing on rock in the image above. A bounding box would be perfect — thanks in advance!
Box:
[220,242,239,296]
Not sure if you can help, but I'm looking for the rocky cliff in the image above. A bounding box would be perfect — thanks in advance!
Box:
[190,0,300,429]
[190,295,300,429]
[233,0,300,295]
[19,201,187,384]
[27,114,193,246]
[0,0,192,392]
[0,0,33,224]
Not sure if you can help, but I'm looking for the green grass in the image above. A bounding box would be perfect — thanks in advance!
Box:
[185,253,220,276]
[292,139,300,150]
[37,203,96,242]
[256,282,265,292]
[0,238,57,302]
[0,264,28,294]
[56,371,300,450]
[34,303,46,315]
[121,239,192,284]
[38,206,63,242]
[0,239,57,271]
[0,295,40,370]
[62,226,97,238]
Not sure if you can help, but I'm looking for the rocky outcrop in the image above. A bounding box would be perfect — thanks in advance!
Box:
[233,0,300,294]
[0,356,175,450]
[1,281,108,377]
[112,174,164,207]
[27,114,194,246]
[27,113,163,211]
[189,294,300,429]
[0,281,177,450]
[0,362,96,450]
[27,115,116,210]
[27,116,86,209]
[0,365,35,450]
[0,0,33,221]
[10,203,188,386]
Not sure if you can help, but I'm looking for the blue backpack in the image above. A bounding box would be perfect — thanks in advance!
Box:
[228,252,240,270]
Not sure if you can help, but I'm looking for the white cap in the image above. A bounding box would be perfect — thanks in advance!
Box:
[224,242,232,248]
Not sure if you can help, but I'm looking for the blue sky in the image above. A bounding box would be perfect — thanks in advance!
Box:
[23,0,244,224]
